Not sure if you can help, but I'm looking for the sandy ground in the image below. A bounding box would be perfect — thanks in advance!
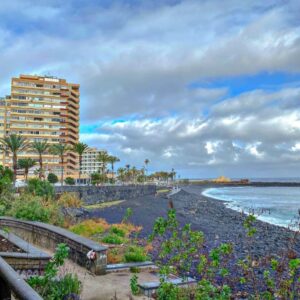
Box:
[40,247,156,300]
[61,260,157,300]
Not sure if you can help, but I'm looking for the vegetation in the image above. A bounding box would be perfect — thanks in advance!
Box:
[0,134,30,185]
[9,192,62,225]
[97,150,110,175]
[32,140,49,179]
[124,245,149,262]
[101,233,124,245]
[58,192,82,208]
[130,274,139,295]
[18,158,36,181]
[27,178,54,200]
[64,177,75,185]
[50,144,70,185]
[108,155,120,175]
[149,209,300,299]
[47,173,58,184]
[28,243,81,300]
[83,200,125,210]
[73,142,88,181]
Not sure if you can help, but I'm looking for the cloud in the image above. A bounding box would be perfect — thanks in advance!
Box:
[0,0,300,177]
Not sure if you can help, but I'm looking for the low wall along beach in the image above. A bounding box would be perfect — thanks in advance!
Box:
[55,184,157,204]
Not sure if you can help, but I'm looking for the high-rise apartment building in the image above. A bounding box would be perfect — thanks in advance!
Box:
[3,74,80,177]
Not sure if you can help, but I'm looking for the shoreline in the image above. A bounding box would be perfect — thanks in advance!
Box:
[85,184,300,261]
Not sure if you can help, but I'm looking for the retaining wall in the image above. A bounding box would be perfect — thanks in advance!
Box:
[55,184,157,204]
[0,217,107,275]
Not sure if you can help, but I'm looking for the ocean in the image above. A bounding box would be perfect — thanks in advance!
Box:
[202,186,300,228]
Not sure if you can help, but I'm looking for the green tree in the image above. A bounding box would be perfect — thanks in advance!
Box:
[32,140,49,179]
[90,173,100,185]
[117,167,126,183]
[50,144,70,186]
[73,142,88,182]
[144,158,150,177]
[64,177,75,185]
[97,151,110,175]
[108,155,120,174]
[47,173,58,184]
[18,158,36,181]
[0,134,29,185]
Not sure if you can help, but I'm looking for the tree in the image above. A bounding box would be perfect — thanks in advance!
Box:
[18,158,36,181]
[47,173,58,184]
[117,167,126,183]
[144,159,150,176]
[32,140,49,179]
[0,134,29,185]
[73,142,88,182]
[97,151,110,175]
[50,144,70,186]
[64,177,75,185]
[108,155,120,175]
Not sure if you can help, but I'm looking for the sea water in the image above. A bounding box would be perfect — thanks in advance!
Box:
[202,187,300,228]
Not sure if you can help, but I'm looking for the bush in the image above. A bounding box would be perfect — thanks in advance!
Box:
[27,178,54,199]
[58,192,82,208]
[124,245,149,262]
[48,173,58,184]
[65,177,75,185]
[101,233,124,245]
[110,226,126,237]
[9,193,63,225]
[28,243,81,300]
[11,195,51,222]
[70,219,108,237]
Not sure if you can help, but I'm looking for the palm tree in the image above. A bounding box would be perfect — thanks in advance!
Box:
[144,159,150,176]
[50,144,70,186]
[97,151,110,175]
[73,142,88,182]
[18,158,36,181]
[0,134,29,185]
[108,155,120,175]
[32,140,49,179]
[117,167,126,183]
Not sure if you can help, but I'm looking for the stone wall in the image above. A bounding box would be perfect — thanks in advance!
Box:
[0,217,108,275]
[55,184,157,205]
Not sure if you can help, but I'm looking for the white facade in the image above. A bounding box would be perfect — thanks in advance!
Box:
[81,147,103,175]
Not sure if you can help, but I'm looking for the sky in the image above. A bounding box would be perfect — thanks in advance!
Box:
[0,0,300,179]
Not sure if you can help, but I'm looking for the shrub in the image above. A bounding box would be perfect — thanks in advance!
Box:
[107,248,123,264]
[28,243,81,299]
[130,274,139,295]
[58,192,82,208]
[11,195,51,222]
[27,178,54,199]
[65,177,75,185]
[70,219,108,237]
[101,233,124,245]
[110,226,126,237]
[150,209,300,299]
[48,173,58,184]
[10,194,62,225]
[124,245,149,262]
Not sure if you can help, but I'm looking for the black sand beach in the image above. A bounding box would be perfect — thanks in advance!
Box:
[87,184,300,261]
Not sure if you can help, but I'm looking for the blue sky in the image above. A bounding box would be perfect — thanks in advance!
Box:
[0,0,300,178]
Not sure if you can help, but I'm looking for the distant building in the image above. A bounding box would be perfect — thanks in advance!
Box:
[1,74,80,177]
[81,147,103,176]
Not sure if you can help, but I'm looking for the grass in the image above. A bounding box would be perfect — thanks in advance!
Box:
[156,189,170,194]
[83,200,125,209]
